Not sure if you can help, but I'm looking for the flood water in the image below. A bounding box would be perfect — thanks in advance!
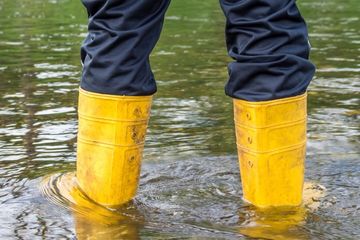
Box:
[0,0,359,239]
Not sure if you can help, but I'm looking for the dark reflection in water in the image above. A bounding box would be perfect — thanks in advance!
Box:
[0,0,359,239]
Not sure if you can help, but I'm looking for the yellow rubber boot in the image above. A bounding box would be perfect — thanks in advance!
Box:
[233,93,307,207]
[76,88,152,206]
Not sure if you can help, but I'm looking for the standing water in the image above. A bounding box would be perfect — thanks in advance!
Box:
[0,0,359,239]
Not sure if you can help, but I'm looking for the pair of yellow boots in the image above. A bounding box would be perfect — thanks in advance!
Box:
[77,88,307,208]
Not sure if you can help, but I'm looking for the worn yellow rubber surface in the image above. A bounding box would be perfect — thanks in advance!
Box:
[77,88,152,206]
[233,93,307,207]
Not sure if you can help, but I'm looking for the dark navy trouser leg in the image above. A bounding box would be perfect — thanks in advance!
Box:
[220,0,315,101]
[80,0,171,96]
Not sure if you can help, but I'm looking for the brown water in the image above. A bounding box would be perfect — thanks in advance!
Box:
[0,0,359,239]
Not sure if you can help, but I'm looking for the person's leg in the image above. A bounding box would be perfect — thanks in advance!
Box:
[220,0,315,207]
[77,0,171,206]
[81,0,171,96]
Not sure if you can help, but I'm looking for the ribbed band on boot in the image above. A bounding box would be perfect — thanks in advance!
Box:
[233,93,307,207]
[76,88,152,206]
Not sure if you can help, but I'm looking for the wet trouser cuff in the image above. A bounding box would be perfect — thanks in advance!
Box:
[220,0,315,101]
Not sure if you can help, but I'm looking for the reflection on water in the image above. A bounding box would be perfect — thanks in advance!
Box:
[0,0,359,239]
[41,173,143,239]
[40,165,326,240]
